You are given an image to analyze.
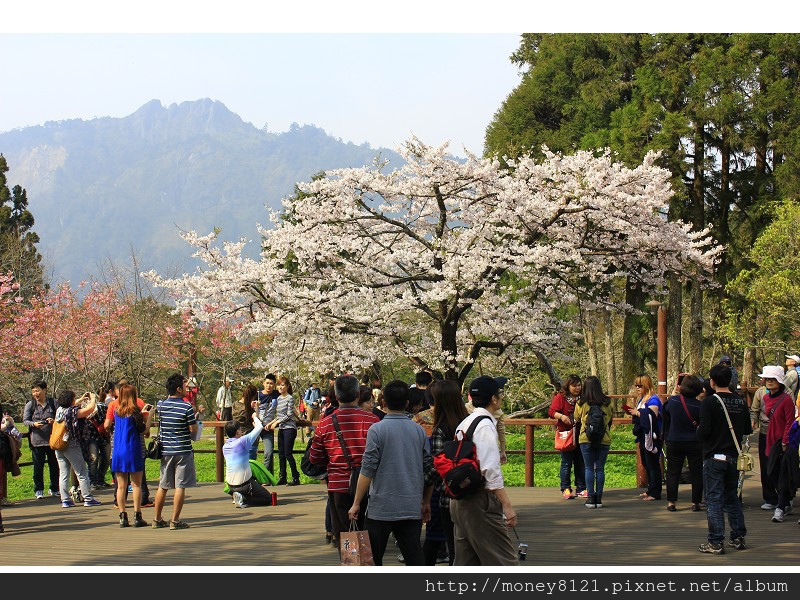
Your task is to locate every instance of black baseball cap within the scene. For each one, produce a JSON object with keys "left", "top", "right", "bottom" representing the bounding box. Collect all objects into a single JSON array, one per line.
[{"left": 469, "top": 376, "right": 507, "bottom": 401}]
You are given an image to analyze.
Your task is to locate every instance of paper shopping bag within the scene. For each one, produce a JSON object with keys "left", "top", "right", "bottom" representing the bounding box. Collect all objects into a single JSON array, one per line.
[{"left": 339, "top": 527, "right": 375, "bottom": 566}]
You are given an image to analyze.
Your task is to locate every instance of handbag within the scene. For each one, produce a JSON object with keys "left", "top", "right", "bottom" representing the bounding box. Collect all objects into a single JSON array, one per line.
[
  {"left": 714, "top": 394, "right": 753, "bottom": 471},
  {"left": 49, "top": 419, "right": 70, "bottom": 451},
  {"left": 300, "top": 437, "right": 328, "bottom": 480},
  {"left": 146, "top": 435, "right": 163, "bottom": 460},
  {"left": 339, "top": 522, "right": 375, "bottom": 566},
  {"left": 554, "top": 426, "right": 576, "bottom": 451}
]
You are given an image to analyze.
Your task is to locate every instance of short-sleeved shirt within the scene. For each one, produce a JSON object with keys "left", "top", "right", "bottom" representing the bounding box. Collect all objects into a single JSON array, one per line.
[{"left": 157, "top": 397, "right": 197, "bottom": 455}]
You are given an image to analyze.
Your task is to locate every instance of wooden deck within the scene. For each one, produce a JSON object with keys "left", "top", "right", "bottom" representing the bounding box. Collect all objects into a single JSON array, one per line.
[{"left": 1, "top": 471, "right": 796, "bottom": 569}]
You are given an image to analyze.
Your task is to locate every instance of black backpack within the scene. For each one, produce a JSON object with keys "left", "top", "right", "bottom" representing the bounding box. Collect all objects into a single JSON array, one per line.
[{"left": 585, "top": 403, "right": 607, "bottom": 447}]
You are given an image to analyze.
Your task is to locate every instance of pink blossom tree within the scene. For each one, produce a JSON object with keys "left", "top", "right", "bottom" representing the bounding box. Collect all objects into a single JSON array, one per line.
[{"left": 147, "top": 138, "right": 722, "bottom": 384}]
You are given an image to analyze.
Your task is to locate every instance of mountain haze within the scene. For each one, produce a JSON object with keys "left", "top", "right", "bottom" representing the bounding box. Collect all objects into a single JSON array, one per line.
[{"left": 0, "top": 99, "right": 403, "bottom": 285}]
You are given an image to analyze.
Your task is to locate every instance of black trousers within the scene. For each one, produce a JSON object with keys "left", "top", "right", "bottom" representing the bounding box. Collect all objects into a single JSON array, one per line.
[{"left": 665, "top": 440, "right": 703, "bottom": 504}]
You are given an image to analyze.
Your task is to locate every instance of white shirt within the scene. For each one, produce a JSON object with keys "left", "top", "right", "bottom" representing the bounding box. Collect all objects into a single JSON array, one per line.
[
  {"left": 455, "top": 407, "right": 503, "bottom": 490},
  {"left": 216, "top": 385, "right": 233, "bottom": 409}
]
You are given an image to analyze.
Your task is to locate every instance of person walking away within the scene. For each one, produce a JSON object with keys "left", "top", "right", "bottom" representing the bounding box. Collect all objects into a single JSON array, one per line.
[
  {"left": 548, "top": 374, "right": 586, "bottom": 500},
  {"left": 696, "top": 363, "right": 751, "bottom": 554},
  {"left": 105, "top": 384, "right": 149, "bottom": 527},
  {"left": 309, "top": 374, "right": 378, "bottom": 548},
  {"left": 216, "top": 377, "right": 234, "bottom": 421},
  {"left": 146, "top": 373, "right": 198, "bottom": 530},
  {"left": 22, "top": 381, "right": 59, "bottom": 499},
  {"left": 348, "top": 379, "right": 433, "bottom": 566},
  {"left": 450, "top": 375, "right": 518, "bottom": 566},
  {"left": 53, "top": 390, "right": 102, "bottom": 508},
  {"left": 663, "top": 375, "right": 704, "bottom": 512},
  {"left": 224, "top": 413, "right": 273, "bottom": 507}
]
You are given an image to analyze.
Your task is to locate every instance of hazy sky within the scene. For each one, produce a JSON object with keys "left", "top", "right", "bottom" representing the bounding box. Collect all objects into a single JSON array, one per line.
[
  {"left": 2, "top": 2, "right": 775, "bottom": 157},
  {"left": 0, "top": 33, "right": 522, "bottom": 157}
]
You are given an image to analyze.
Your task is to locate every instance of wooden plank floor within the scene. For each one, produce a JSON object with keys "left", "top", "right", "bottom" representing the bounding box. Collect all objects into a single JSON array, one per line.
[{"left": 1, "top": 473, "right": 796, "bottom": 568}]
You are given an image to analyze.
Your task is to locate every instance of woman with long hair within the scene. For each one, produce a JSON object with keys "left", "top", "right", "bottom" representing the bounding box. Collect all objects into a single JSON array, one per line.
[
  {"left": 626, "top": 373, "right": 663, "bottom": 501},
  {"left": 548, "top": 374, "right": 586, "bottom": 499},
  {"left": 233, "top": 383, "right": 259, "bottom": 459},
  {"left": 426, "top": 379, "right": 470, "bottom": 565},
  {"left": 573, "top": 376, "right": 613, "bottom": 508},
  {"left": 105, "top": 383, "right": 147, "bottom": 527},
  {"left": 269, "top": 375, "right": 301, "bottom": 486}
]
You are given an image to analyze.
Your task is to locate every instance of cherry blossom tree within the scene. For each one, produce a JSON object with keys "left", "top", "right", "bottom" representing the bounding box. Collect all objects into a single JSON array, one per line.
[{"left": 147, "top": 138, "right": 722, "bottom": 384}]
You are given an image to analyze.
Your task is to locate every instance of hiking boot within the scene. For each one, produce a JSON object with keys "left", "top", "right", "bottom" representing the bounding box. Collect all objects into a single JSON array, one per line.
[
  {"left": 133, "top": 511, "right": 147, "bottom": 527},
  {"left": 119, "top": 512, "right": 130, "bottom": 528},
  {"left": 698, "top": 542, "right": 725, "bottom": 555},
  {"left": 772, "top": 508, "right": 785, "bottom": 523},
  {"left": 169, "top": 520, "right": 190, "bottom": 530},
  {"left": 728, "top": 537, "right": 746, "bottom": 550},
  {"left": 584, "top": 495, "right": 596, "bottom": 509},
  {"left": 761, "top": 502, "right": 776, "bottom": 510},
  {"left": 152, "top": 518, "right": 168, "bottom": 529},
  {"left": 562, "top": 488, "right": 574, "bottom": 500}
]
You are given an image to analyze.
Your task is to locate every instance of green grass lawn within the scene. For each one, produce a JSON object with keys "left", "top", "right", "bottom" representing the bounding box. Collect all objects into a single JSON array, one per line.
[{"left": 3, "top": 425, "right": 639, "bottom": 502}]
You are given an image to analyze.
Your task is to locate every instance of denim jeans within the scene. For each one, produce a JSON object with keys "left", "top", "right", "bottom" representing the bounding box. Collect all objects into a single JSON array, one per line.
[
  {"left": 702, "top": 455, "right": 746, "bottom": 544},
  {"left": 579, "top": 443, "right": 610, "bottom": 497},
  {"left": 559, "top": 447, "right": 586, "bottom": 492},
  {"left": 260, "top": 430, "right": 275, "bottom": 473},
  {"left": 87, "top": 437, "right": 112, "bottom": 485},
  {"left": 639, "top": 439, "right": 663, "bottom": 499},
  {"left": 31, "top": 445, "right": 59, "bottom": 494}
]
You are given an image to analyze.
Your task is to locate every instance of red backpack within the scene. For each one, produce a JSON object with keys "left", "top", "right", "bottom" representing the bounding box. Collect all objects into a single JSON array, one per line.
[{"left": 433, "top": 415, "right": 491, "bottom": 499}]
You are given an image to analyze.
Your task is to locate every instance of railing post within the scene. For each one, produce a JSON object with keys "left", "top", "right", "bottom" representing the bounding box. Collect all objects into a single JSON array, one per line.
[
  {"left": 215, "top": 423, "right": 224, "bottom": 482},
  {"left": 525, "top": 424, "right": 534, "bottom": 487}
]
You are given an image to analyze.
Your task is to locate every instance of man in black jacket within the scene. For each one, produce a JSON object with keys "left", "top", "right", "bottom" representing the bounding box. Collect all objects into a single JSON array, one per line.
[{"left": 696, "top": 364, "right": 752, "bottom": 555}]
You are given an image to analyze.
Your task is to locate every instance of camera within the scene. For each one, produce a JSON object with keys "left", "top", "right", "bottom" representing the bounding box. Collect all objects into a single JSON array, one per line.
[{"left": 517, "top": 543, "right": 528, "bottom": 561}]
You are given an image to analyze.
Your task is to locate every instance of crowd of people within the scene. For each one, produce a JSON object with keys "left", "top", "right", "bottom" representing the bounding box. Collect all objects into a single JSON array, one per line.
[{"left": 1, "top": 357, "right": 799, "bottom": 561}]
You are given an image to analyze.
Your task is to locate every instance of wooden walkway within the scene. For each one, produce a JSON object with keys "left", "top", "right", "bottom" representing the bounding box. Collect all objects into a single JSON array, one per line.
[{"left": 1, "top": 472, "right": 796, "bottom": 568}]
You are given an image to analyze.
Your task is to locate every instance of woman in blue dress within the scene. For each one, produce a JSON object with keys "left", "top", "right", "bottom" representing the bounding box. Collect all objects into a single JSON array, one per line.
[{"left": 104, "top": 383, "right": 147, "bottom": 527}]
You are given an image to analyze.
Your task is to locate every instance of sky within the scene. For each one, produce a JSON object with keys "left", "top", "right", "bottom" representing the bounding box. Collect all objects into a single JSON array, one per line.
[
  {"left": 2, "top": 1, "right": 777, "bottom": 158},
  {"left": 0, "top": 33, "right": 522, "bottom": 157}
]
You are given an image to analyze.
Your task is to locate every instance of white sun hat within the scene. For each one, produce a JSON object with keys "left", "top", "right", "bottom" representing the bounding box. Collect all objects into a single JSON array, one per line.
[{"left": 757, "top": 365, "right": 785, "bottom": 384}]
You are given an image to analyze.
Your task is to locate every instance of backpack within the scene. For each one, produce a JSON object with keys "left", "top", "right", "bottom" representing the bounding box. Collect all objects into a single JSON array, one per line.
[
  {"left": 433, "top": 414, "right": 491, "bottom": 499},
  {"left": 584, "top": 403, "right": 606, "bottom": 447}
]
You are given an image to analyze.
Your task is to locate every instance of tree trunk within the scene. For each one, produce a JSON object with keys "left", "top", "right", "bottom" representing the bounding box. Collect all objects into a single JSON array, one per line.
[
  {"left": 688, "top": 120, "right": 705, "bottom": 374},
  {"left": 604, "top": 309, "right": 616, "bottom": 395},
  {"left": 690, "top": 283, "right": 703, "bottom": 373},
  {"left": 667, "top": 276, "right": 683, "bottom": 375},
  {"left": 742, "top": 346, "right": 756, "bottom": 390},
  {"left": 622, "top": 279, "right": 646, "bottom": 391},
  {"left": 583, "top": 309, "right": 599, "bottom": 377}
]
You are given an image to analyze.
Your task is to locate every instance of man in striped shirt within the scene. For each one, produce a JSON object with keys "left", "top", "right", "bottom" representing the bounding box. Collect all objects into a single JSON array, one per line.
[
  {"left": 146, "top": 373, "right": 198, "bottom": 530},
  {"left": 309, "top": 374, "right": 379, "bottom": 549}
]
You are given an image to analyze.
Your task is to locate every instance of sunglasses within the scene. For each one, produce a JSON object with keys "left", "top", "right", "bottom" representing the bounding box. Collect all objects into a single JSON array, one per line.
[{"left": 634, "top": 384, "right": 643, "bottom": 388}]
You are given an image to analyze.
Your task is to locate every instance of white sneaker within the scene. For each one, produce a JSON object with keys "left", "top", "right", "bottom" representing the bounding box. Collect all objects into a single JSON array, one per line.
[
  {"left": 233, "top": 492, "right": 248, "bottom": 508},
  {"left": 784, "top": 504, "right": 794, "bottom": 516},
  {"left": 761, "top": 502, "right": 776, "bottom": 510},
  {"left": 772, "top": 508, "right": 785, "bottom": 523},
  {"left": 35, "top": 490, "right": 44, "bottom": 500}
]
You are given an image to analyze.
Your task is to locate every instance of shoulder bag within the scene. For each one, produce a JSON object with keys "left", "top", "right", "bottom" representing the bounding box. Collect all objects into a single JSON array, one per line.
[
  {"left": 146, "top": 403, "right": 163, "bottom": 460},
  {"left": 49, "top": 418, "right": 70, "bottom": 451},
  {"left": 714, "top": 394, "right": 753, "bottom": 471},
  {"left": 332, "top": 413, "right": 361, "bottom": 499},
  {"left": 678, "top": 395, "right": 699, "bottom": 429}
]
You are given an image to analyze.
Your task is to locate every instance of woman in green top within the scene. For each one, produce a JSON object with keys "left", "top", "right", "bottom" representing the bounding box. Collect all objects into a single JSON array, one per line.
[{"left": 573, "top": 376, "right": 613, "bottom": 509}]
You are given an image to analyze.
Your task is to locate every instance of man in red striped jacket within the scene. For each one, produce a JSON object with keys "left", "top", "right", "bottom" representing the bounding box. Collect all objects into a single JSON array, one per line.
[{"left": 309, "top": 374, "right": 379, "bottom": 549}]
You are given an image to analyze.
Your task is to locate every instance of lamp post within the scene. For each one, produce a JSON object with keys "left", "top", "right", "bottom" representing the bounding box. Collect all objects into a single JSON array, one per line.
[{"left": 646, "top": 299, "right": 668, "bottom": 396}]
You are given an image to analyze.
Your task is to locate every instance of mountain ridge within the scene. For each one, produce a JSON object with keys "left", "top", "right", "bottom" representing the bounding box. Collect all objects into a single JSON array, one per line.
[{"left": 0, "top": 98, "right": 403, "bottom": 285}]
